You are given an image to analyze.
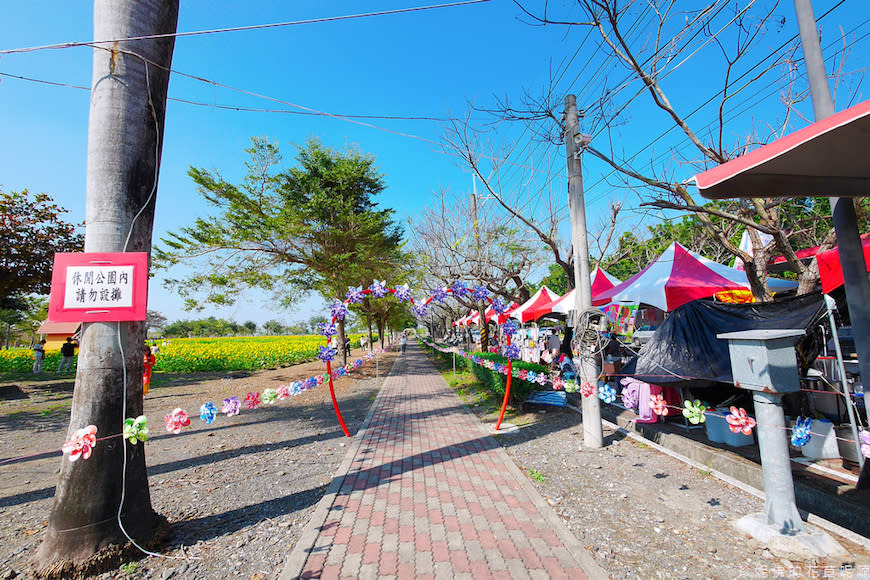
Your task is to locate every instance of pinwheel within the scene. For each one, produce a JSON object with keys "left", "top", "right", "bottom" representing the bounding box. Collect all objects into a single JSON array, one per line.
[
  {"left": 123, "top": 415, "right": 149, "bottom": 443},
  {"left": 649, "top": 394, "right": 669, "bottom": 416},
  {"left": 369, "top": 280, "right": 388, "bottom": 299},
  {"left": 790, "top": 416, "right": 812, "bottom": 447},
  {"left": 726, "top": 406, "right": 756, "bottom": 436},
  {"left": 164, "top": 408, "right": 191, "bottom": 434},
  {"left": 318, "top": 346, "right": 336, "bottom": 363},
  {"left": 199, "top": 403, "right": 218, "bottom": 425},
  {"left": 598, "top": 384, "right": 617, "bottom": 404},
  {"left": 346, "top": 286, "right": 365, "bottom": 304},
  {"left": 393, "top": 284, "right": 412, "bottom": 302},
  {"left": 62, "top": 425, "right": 98, "bottom": 461},
  {"left": 682, "top": 400, "right": 707, "bottom": 425},
  {"left": 262, "top": 388, "right": 278, "bottom": 405},
  {"left": 244, "top": 392, "right": 261, "bottom": 410},
  {"left": 222, "top": 396, "right": 241, "bottom": 417}
]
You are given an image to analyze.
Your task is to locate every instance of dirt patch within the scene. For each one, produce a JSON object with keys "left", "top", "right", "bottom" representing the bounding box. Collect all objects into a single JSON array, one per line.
[{"left": 0, "top": 348, "right": 396, "bottom": 579}]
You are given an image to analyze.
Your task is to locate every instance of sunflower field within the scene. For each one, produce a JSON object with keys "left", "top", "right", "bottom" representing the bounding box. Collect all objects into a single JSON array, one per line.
[{"left": 0, "top": 335, "right": 364, "bottom": 374}]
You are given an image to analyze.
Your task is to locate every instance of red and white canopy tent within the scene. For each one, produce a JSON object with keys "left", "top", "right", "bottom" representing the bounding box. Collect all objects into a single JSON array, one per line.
[
  {"left": 591, "top": 242, "right": 798, "bottom": 313},
  {"left": 508, "top": 285, "right": 559, "bottom": 324},
  {"left": 466, "top": 302, "right": 519, "bottom": 326},
  {"left": 817, "top": 235, "right": 870, "bottom": 294},
  {"left": 521, "top": 267, "right": 622, "bottom": 322}
]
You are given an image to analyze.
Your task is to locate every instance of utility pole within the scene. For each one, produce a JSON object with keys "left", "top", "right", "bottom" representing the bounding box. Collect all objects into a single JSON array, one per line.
[
  {"left": 794, "top": 0, "right": 870, "bottom": 489},
  {"left": 565, "top": 94, "right": 603, "bottom": 449}
]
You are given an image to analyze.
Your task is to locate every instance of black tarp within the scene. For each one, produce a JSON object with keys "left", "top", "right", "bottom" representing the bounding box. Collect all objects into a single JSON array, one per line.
[{"left": 620, "top": 293, "right": 828, "bottom": 389}]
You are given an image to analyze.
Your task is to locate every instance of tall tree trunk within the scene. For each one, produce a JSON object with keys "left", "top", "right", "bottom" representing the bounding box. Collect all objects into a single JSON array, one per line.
[
  {"left": 336, "top": 319, "right": 348, "bottom": 366},
  {"left": 36, "top": 1, "right": 178, "bottom": 576}
]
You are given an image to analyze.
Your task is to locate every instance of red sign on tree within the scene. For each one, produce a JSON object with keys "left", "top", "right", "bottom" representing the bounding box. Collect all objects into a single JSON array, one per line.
[{"left": 47, "top": 253, "right": 148, "bottom": 322}]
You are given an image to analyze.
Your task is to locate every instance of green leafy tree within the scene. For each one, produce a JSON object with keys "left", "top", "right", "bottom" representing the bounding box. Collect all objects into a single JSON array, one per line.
[
  {"left": 263, "top": 319, "right": 289, "bottom": 335},
  {"left": 145, "top": 310, "right": 168, "bottom": 337},
  {"left": 156, "top": 137, "right": 406, "bottom": 362},
  {"left": 0, "top": 189, "right": 83, "bottom": 306}
]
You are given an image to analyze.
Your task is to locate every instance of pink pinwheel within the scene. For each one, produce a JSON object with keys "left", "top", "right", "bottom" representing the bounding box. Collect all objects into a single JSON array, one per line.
[
  {"left": 860, "top": 430, "right": 870, "bottom": 459},
  {"left": 551, "top": 376, "right": 564, "bottom": 390},
  {"left": 62, "top": 425, "right": 98, "bottom": 462},
  {"left": 726, "top": 406, "right": 756, "bottom": 436},
  {"left": 518, "top": 369, "right": 529, "bottom": 381},
  {"left": 277, "top": 385, "right": 291, "bottom": 399},
  {"left": 164, "top": 408, "right": 191, "bottom": 434},
  {"left": 580, "top": 381, "right": 596, "bottom": 398},
  {"left": 244, "top": 392, "right": 261, "bottom": 410},
  {"left": 648, "top": 394, "right": 669, "bottom": 416}
]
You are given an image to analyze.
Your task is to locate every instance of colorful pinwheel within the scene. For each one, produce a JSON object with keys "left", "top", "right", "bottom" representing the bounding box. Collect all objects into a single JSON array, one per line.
[
  {"left": 598, "top": 383, "right": 617, "bottom": 404},
  {"left": 369, "top": 280, "right": 388, "bottom": 298},
  {"left": 62, "top": 425, "right": 98, "bottom": 461},
  {"left": 346, "top": 286, "right": 365, "bottom": 304},
  {"left": 318, "top": 346, "right": 336, "bottom": 363},
  {"left": 329, "top": 301, "right": 347, "bottom": 320},
  {"left": 649, "top": 394, "right": 669, "bottom": 416},
  {"left": 164, "top": 408, "right": 191, "bottom": 434},
  {"left": 123, "top": 415, "right": 149, "bottom": 444},
  {"left": 450, "top": 281, "right": 469, "bottom": 298},
  {"left": 682, "top": 400, "right": 707, "bottom": 425},
  {"left": 262, "top": 388, "right": 278, "bottom": 405},
  {"left": 244, "top": 392, "right": 261, "bottom": 410},
  {"left": 318, "top": 322, "right": 337, "bottom": 338},
  {"left": 431, "top": 286, "right": 448, "bottom": 303},
  {"left": 222, "top": 396, "right": 241, "bottom": 417},
  {"left": 860, "top": 430, "right": 870, "bottom": 459},
  {"left": 199, "top": 402, "right": 218, "bottom": 425},
  {"left": 726, "top": 406, "right": 756, "bottom": 436},
  {"left": 580, "top": 381, "right": 596, "bottom": 398},
  {"left": 790, "top": 416, "right": 812, "bottom": 447},
  {"left": 277, "top": 385, "right": 291, "bottom": 399},
  {"left": 393, "top": 284, "right": 412, "bottom": 302}
]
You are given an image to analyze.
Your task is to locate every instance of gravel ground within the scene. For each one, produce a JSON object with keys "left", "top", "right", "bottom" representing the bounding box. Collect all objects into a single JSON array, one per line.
[
  {"left": 494, "top": 404, "right": 870, "bottom": 579},
  {"left": 0, "top": 349, "right": 395, "bottom": 580},
  {"left": 2, "top": 346, "right": 870, "bottom": 579}
]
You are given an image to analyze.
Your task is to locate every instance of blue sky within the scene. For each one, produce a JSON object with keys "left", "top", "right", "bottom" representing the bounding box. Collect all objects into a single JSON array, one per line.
[{"left": 2, "top": 1, "right": 867, "bottom": 326}]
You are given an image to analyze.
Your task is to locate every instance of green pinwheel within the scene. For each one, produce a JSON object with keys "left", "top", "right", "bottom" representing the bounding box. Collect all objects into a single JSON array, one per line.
[
  {"left": 123, "top": 415, "right": 149, "bottom": 444},
  {"left": 262, "top": 387, "right": 279, "bottom": 405},
  {"left": 682, "top": 400, "right": 707, "bottom": 425}
]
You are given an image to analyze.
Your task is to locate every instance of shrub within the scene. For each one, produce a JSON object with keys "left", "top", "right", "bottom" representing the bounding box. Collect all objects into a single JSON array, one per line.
[{"left": 468, "top": 351, "right": 549, "bottom": 404}]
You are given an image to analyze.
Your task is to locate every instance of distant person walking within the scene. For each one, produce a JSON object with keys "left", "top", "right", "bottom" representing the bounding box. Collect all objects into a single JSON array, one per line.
[
  {"left": 143, "top": 345, "right": 156, "bottom": 395},
  {"left": 400, "top": 332, "right": 408, "bottom": 353},
  {"left": 57, "top": 337, "right": 78, "bottom": 372},
  {"left": 32, "top": 339, "right": 46, "bottom": 373}
]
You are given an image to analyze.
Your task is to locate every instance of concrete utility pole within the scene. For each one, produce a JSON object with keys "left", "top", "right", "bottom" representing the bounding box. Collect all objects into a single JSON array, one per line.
[
  {"left": 565, "top": 94, "right": 603, "bottom": 449},
  {"left": 794, "top": 0, "right": 870, "bottom": 489}
]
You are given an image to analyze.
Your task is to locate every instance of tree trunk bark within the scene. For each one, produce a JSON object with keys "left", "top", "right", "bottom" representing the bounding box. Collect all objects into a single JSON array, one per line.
[
  {"left": 336, "top": 319, "right": 348, "bottom": 366},
  {"left": 35, "top": 1, "right": 178, "bottom": 576}
]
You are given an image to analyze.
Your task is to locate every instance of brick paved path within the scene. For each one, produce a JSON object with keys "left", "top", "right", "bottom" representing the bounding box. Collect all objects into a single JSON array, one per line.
[{"left": 280, "top": 343, "right": 605, "bottom": 580}]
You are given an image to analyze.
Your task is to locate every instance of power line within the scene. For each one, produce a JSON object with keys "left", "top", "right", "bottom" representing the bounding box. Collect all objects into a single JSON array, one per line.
[
  {"left": 0, "top": 0, "right": 494, "bottom": 55},
  {"left": 0, "top": 70, "right": 462, "bottom": 121}
]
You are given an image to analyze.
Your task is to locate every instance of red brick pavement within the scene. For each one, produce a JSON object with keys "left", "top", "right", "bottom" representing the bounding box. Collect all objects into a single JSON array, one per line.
[{"left": 281, "top": 344, "right": 605, "bottom": 580}]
